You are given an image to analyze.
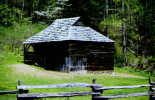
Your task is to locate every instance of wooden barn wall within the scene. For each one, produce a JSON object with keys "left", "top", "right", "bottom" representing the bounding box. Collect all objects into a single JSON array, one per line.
[
  {"left": 68, "top": 41, "right": 114, "bottom": 70},
  {"left": 24, "top": 41, "right": 114, "bottom": 71},
  {"left": 33, "top": 42, "right": 69, "bottom": 70},
  {"left": 24, "top": 42, "right": 69, "bottom": 70}
]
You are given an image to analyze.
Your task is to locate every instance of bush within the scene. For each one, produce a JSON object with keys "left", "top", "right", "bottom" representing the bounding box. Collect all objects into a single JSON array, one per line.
[{"left": 0, "top": 4, "right": 22, "bottom": 26}]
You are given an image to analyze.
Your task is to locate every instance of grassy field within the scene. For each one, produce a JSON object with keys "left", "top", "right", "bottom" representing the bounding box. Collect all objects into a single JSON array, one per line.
[
  {"left": 0, "top": 51, "right": 152, "bottom": 100},
  {"left": 0, "top": 23, "right": 153, "bottom": 100}
]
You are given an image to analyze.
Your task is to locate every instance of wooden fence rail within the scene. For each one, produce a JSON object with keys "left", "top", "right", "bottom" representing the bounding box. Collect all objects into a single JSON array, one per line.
[
  {"left": 93, "top": 92, "right": 151, "bottom": 99},
  {"left": 92, "top": 78, "right": 155, "bottom": 100},
  {"left": 17, "top": 83, "right": 102, "bottom": 90},
  {"left": 0, "top": 78, "right": 155, "bottom": 100},
  {"left": 18, "top": 92, "right": 100, "bottom": 98},
  {"left": 0, "top": 90, "right": 17, "bottom": 95},
  {"left": 95, "top": 84, "right": 151, "bottom": 90}
]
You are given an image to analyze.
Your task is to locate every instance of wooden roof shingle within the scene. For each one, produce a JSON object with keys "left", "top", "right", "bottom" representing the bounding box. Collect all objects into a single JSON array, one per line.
[{"left": 23, "top": 17, "right": 114, "bottom": 44}]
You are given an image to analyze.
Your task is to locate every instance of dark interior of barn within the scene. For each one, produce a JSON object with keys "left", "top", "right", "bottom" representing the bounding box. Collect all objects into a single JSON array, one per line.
[{"left": 24, "top": 40, "right": 114, "bottom": 71}]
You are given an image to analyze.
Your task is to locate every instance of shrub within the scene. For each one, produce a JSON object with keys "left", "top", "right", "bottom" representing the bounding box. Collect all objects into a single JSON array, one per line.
[{"left": 0, "top": 4, "right": 22, "bottom": 26}]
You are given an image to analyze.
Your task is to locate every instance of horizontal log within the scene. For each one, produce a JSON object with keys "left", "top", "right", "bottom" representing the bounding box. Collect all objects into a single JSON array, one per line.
[
  {"left": 17, "top": 83, "right": 102, "bottom": 90},
  {"left": 152, "top": 88, "right": 155, "bottom": 91},
  {"left": 0, "top": 90, "right": 17, "bottom": 95},
  {"left": 151, "top": 83, "right": 155, "bottom": 85},
  {"left": 96, "top": 84, "right": 151, "bottom": 90},
  {"left": 93, "top": 92, "right": 150, "bottom": 99},
  {"left": 152, "top": 96, "right": 155, "bottom": 99},
  {"left": 18, "top": 92, "right": 100, "bottom": 98}
]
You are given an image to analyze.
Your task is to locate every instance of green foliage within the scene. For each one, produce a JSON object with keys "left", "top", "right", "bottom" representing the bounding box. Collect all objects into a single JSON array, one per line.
[
  {"left": 98, "top": 0, "right": 151, "bottom": 68},
  {"left": 114, "top": 43, "right": 124, "bottom": 66},
  {"left": 99, "top": 14, "right": 123, "bottom": 28},
  {"left": 0, "top": 21, "right": 47, "bottom": 54},
  {"left": 148, "top": 58, "right": 155, "bottom": 63},
  {"left": 0, "top": 4, "right": 22, "bottom": 26}
]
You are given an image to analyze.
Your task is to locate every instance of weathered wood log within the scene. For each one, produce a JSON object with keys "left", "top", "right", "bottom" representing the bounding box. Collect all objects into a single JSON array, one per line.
[
  {"left": 96, "top": 84, "right": 151, "bottom": 90},
  {"left": 91, "top": 79, "right": 102, "bottom": 100},
  {"left": 17, "top": 83, "right": 102, "bottom": 90},
  {"left": 0, "top": 90, "right": 17, "bottom": 95},
  {"left": 93, "top": 92, "right": 150, "bottom": 99},
  {"left": 17, "top": 92, "right": 101, "bottom": 98},
  {"left": 18, "top": 89, "right": 29, "bottom": 94},
  {"left": 150, "top": 96, "right": 155, "bottom": 100},
  {"left": 152, "top": 88, "right": 155, "bottom": 91},
  {"left": 150, "top": 83, "right": 155, "bottom": 85}
]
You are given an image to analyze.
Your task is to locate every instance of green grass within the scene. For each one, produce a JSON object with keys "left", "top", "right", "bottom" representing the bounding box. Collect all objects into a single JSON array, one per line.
[
  {"left": 115, "top": 67, "right": 150, "bottom": 78},
  {"left": 0, "top": 51, "right": 151, "bottom": 100}
]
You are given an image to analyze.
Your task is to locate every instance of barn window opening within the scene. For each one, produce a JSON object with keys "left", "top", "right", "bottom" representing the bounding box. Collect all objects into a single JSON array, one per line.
[{"left": 27, "top": 46, "right": 34, "bottom": 52}]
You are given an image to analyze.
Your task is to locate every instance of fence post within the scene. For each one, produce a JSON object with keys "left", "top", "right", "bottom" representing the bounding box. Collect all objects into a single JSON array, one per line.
[
  {"left": 17, "top": 80, "right": 29, "bottom": 100},
  {"left": 16, "top": 80, "right": 21, "bottom": 100},
  {"left": 92, "top": 78, "right": 96, "bottom": 100},
  {"left": 149, "top": 77, "right": 155, "bottom": 100},
  {"left": 17, "top": 80, "right": 29, "bottom": 94},
  {"left": 91, "top": 79, "right": 106, "bottom": 100}
]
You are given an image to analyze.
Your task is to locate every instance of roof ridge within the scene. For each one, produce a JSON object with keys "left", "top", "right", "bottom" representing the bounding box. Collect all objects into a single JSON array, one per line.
[
  {"left": 56, "top": 16, "right": 80, "bottom": 20},
  {"left": 52, "top": 17, "right": 80, "bottom": 26}
]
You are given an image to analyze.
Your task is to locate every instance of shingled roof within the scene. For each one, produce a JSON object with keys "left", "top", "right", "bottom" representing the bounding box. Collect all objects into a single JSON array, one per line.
[{"left": 23, "top": 17, "right": 114, "bottom": 44}]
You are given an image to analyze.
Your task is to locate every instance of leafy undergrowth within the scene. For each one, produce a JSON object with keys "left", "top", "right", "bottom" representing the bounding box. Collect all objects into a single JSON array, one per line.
[{"left": 0, "top": 52, "right": 151, "bottom": 100}]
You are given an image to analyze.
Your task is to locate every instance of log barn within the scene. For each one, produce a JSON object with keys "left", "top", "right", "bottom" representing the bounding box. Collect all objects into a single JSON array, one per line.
[{"left": 23, "top": 17, "right": 114, "bottom": 72}]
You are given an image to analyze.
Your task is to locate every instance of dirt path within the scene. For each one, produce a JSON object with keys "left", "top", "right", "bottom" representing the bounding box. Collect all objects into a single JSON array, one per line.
[
  {"left": 10, "top": 64, "right": 68, "bottom": 78},
  {"left": 10, "top": 64, "right": 145, "bottom": 79}
]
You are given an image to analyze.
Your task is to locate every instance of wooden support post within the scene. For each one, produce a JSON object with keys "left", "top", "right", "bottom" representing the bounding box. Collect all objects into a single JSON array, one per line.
[
  {"left": 17, "top": 80, "right": 29, "bottom": 94},
  {"left": 23, "top": 44, "right": 26, "bottom": 63},
  {"left": 17, "top": 80, "right": 30, "bottom": 100},
  {"left": 92, "top": 78, "right": 96, "bottom": 100},
  {"left": 91, "top": 79, "right": 103, "bottom": 100},
  {"left": 92, "top": 79, "right": 96, "bottom": 84},
  {"left": 18, "top": 80, "right": 22, "bottom": 86},
  {"left": 18, "top": 80, "right": 28, "bottom": 93},
  {"left": 17, "top": 80, "right": 21, "bottom": 100},
  {"left": 150, "top": 96, "right": 155, "bottom": 100},
  {"left": 18, "top": 89, "right": 29, "bottom": 94},
  {"left": 149, "top": 77, "right": 154, "bottom": 100}
]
